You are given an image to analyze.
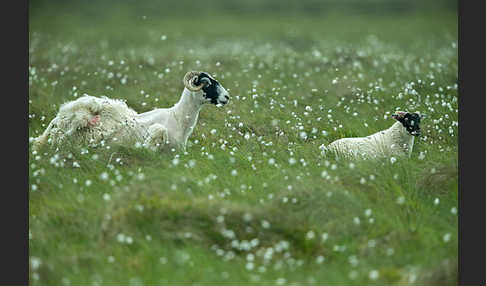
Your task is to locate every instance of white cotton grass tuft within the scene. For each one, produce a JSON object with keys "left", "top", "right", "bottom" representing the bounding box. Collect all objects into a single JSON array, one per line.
[
  {"left": 321, "top": 232, "right": 329, "bottom": 242},
  {"left": 369, "top": 270, "right": 379, "bottom": 280},
  {"left": 443, "top": 233, "right": 452, "bottom": 242},
  {"left": 261, "top": 220, "right": 271, "bottom": 229},
  {"left": 188, "top": 160, "right": 196, "bottom": 168},
  {"left": 100, "top": 172, "right": 109, "bottom": 180},
  {"left": 306, "top": 230, "right": 316, "bottom": 240},
  {"left": 364, "top": 209, "right": 372, "bottom": 217},
  {"left": 396, "top": 196, "right": 405, "bottom": 204}
]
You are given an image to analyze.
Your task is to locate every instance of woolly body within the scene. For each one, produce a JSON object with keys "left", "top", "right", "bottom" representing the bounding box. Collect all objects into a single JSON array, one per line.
[
  {"left": 323, "top": 121, "right": 415, "bottom": 160},
  {"left": 34, "top": 95, "right": 145, "bottom": 149}
]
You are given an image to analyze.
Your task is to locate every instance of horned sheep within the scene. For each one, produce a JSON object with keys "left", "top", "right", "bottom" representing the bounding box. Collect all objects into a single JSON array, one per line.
[{"left": 32, "top": 71, "right": 230, "bottom": 152}]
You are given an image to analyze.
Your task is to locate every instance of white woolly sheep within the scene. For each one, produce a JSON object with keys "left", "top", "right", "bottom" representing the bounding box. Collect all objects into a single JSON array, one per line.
[
  {"left": 320, "top": 111, "right": 422, "bottom": 160},
  {"left": 32, "top": 71, "right": 230, "bottom": 152}
]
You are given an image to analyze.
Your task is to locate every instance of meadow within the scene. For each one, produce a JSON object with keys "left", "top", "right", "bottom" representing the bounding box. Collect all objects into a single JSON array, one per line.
[{"left": 29, "top": 3, "right": 458, "bottom": 285}]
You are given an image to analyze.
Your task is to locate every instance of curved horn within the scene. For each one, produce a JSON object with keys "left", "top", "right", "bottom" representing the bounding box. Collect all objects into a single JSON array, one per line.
[{"left": 183, "top": 71, "right": 203, "bottom": 91}]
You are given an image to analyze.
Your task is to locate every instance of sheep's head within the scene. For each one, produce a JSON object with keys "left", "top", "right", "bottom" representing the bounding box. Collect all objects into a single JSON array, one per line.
[
  {"left": 183, "top": 71, "right": 230, "bottom": 106},
  {"left": 393, "top": 111, "right": 422, "bottom": 136}
]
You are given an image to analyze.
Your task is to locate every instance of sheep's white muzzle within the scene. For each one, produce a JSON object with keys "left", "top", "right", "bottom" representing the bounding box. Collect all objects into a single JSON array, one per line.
[
  {"left": 219, "top": 94, "right": 230, "bottom": 106},
  {"left": 216, "top": 86, "right": 230, "bottom": 106}
]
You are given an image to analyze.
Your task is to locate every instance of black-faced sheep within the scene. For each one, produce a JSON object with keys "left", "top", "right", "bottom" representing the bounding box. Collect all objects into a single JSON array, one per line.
[
  {"left": 320, "top": 111, "right": 422, "bottom": 160},
  {"left": 32, "top": 71, "right": 230, "bottom": 152}
]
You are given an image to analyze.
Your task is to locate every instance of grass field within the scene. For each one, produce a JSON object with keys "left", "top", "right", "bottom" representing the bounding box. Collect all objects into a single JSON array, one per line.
[{"left": 29, "top": 2, "right": 458, "bottom": 285}]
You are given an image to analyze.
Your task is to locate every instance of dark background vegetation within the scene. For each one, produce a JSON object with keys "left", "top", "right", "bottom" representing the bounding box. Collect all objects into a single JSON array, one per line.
[{"left": 30, "top": 0, "right": 456, "bottom": 17}]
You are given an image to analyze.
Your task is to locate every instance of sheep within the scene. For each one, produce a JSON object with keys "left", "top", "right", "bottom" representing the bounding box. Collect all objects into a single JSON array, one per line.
[
  {"left": 32, "top": 71, "right": 230, "bottom": 152},
  {"left": 319, "top": 111, "right": 422, "bottom": 160}
]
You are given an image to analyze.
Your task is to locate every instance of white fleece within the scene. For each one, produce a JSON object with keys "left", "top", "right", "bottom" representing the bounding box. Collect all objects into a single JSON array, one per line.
[
  {"left": 321, "top": 121, "right": 415, "bottom": 160},
  {"left": 32, "top": 87, "right": 220, "bottom": 152}
]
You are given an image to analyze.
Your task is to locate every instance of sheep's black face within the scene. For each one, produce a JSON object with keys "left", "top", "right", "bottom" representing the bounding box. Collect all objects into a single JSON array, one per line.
[
  {"left": 194, "top": 72, "right": 230, "bottom": 106},
  {"left": 393, "top": 111, "right": 422, "bottom": 136}
]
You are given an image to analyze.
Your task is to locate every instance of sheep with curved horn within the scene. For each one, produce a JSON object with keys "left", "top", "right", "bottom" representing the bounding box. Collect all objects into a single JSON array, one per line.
[{"left": 32, "top": 71, "right": 230, "bottom": 152}]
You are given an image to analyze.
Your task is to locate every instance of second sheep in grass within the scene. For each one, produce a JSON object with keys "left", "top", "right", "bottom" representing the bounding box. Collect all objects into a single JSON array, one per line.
[{"left": 320, "top": 111, "right": 422, "bottom": 160}]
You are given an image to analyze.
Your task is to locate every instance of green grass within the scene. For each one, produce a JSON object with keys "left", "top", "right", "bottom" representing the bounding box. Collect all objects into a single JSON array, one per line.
[{"left": 29, "top": 5, "right": 458, "bottom": 286}]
